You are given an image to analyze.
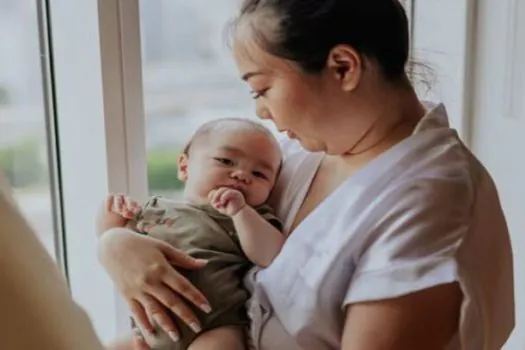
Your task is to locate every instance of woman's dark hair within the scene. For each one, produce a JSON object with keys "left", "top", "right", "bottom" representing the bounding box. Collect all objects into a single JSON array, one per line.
[{"left": 232, "top": 0, "right": 411, "bottom": 82}]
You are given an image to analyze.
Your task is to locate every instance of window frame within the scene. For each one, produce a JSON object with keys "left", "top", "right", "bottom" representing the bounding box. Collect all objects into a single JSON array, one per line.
[
  {"left": 38, "top": 0, "right": 68, "bottom": 276},
  {"left": 48, "top": 0, "right": 147, "bottom": 341},
  {"left": 411, "top": 0, "right": 477, "bottom": 144}
]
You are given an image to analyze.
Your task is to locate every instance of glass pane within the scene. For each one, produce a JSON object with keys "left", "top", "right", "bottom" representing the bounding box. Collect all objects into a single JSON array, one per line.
[
  {"left": 140, "top": 0, "right": 277, "bottom": 197},
  {"left": 0, "top": 1, "right": 58, "bottom": 257}
]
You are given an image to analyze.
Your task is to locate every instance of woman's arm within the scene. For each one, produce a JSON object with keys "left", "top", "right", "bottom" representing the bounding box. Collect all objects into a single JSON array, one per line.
[
  {"left": 341, "top": 283, "right": 462, "bottom": 350},
  {"left": 0, "top": 177, "right": 105, "bottom": 349}
]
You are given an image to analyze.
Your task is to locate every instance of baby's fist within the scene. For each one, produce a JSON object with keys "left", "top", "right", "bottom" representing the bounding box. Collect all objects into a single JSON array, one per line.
[{"left": 208, "top": 187, "right": 246, "bottom": 216}]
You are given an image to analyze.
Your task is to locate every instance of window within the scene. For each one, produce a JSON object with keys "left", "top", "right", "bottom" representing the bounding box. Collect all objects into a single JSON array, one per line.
[
  {"left": 0, "top": 1, "right": 520, "bottom": 348},
  {"left": 139, "top": 0, "right": 276, "bottom": 197},
  {"left": 0, "top": 0, "right": 63, "bottom": 262},
  {"left": 138, "top": 0, "right": 415, "bottom": 198}
]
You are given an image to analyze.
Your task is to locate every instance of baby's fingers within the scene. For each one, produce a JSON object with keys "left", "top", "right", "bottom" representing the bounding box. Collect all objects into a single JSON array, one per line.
[{"left": 123, "top": 196, "right": 141, "bottom": 218}]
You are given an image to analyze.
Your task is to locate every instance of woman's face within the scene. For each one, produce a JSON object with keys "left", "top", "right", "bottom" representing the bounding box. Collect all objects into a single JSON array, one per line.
[
  {"left": 232, "top": 35, "right": 372, "bottom": 154},
  {"left": 233, "top": 39, "right": 344, "bottom": 153}
]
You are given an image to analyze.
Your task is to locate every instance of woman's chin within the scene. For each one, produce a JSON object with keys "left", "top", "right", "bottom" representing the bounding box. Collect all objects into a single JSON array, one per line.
[{"left": 297, "top": 139, "right": 325, "bottom": 153}]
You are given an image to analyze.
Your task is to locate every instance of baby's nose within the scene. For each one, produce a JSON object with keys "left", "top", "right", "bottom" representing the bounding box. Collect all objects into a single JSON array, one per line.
[{"left": 231, "top": 170, "right": 251, "bottom": 183}]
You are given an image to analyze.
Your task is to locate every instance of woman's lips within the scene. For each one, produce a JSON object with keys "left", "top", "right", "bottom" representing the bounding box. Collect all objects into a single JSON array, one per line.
[{"left": 279, "top": 129, "right": 298, "bottom": 140}]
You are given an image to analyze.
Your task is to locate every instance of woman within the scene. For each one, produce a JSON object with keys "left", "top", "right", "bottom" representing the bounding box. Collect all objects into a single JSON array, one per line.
[{"left": 99, "top": 0, "right": 515, "bottom": 349}]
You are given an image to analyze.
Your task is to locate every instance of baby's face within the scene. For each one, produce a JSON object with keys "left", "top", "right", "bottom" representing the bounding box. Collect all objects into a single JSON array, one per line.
[{"left": 179, "top": 127, "right": 281, "bottom": 207}]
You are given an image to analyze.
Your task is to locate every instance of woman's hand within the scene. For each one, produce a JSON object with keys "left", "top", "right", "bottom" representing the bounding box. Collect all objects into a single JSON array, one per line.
[{"left": 98, "top": 228, "right": 212, "bottom": 341}]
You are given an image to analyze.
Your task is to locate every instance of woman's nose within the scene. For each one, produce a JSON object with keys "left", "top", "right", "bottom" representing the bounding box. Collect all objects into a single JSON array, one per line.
[{"left": 256, "top": 105, "right": 272, "bottom": 120}]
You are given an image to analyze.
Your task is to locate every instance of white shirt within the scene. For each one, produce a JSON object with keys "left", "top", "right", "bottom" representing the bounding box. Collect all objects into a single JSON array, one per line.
[
  {"left": 248, "top": 102, "right": 515, "bottom": 350},
  {"left": 0, "top": 173, "right": 104, "bottom": 349}
]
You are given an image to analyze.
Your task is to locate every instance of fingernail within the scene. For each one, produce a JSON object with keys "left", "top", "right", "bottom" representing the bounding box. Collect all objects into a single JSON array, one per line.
[
  {"left": 195, "top": 259, "right": 208, "bottom": 265},
  {"left": 200, "top": 304, "right": 212, "bottom": 313},
  {"left": 132, "top": 328, "right": 143, "bottom": 338},
  {"left": 169, "top": 331, "right": 180, "bottom": 342},
  {"left": 189, "top": 322, "right": 202, "bottom": 333}
]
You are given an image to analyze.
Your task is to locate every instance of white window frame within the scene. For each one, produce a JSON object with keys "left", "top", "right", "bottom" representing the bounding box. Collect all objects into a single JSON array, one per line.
[
  {"left": 411, "top": 0, "right": 477, "bottom": 144},
  {"left": 48, "top": 0, "right": 147, "bottom": 341}
]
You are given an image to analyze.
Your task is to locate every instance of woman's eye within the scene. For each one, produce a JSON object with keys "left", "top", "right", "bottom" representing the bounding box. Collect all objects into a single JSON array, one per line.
[
  {"left": 253, "top": 171, "right": 268, "bottom": 180},
  {"left": 251, "top": 88, "right": 269, "bottom": 100},
  {"left": 214, "top": 158, "right": 234, "bottom": 166}
]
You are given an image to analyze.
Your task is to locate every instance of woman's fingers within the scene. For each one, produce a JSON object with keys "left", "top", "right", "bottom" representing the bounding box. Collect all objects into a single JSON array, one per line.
[
  {"left": 129, "top": 299, "right": 155, "bottom": 336},
  {"left": 162, "top": 265, "right": 211, "bottom": 313},
  {"left": 157, "top": 242, "right": 210, "bottom": 311},
  {"left": 148, "top": 284, "right": 203, "bottom": 334},
  {"left": 137, "top": 293, "right": 183, "bottom": 342},
  {"left": 131, "top": 328, "right": 150, "bottom": 350},
  {"left": 160, "top": 240, "right": 208, "bottom": 270}
]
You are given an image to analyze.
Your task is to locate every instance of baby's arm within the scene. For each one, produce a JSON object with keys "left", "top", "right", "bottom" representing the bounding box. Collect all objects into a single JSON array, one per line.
[
  {"left": 232, "top": 206, "right": 285, "bottom": 267},
  {"left": 209, "top": 187, "right": 284, "bottom": 267}
]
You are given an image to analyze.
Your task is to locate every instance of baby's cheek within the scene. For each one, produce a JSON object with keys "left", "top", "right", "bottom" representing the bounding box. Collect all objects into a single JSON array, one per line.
[
  {"left": 194, "top": 179, "right": 216, "bottom": 198},
  {"left": 249, "top": 185, "right": 271, "bottom": 206}
]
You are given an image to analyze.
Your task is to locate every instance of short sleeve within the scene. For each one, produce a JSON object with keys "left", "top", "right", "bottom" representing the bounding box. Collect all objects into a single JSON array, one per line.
[{"left": 344, "top": 177, "right": 473, "bottom": 306}]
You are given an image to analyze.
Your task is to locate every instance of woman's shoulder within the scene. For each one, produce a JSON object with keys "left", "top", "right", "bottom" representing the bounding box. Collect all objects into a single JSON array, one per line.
[{"left": 269, "top": 137, "right": 323, "bottom": 217}]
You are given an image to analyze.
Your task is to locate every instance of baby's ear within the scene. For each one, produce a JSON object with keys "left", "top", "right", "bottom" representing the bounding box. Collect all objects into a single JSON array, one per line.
[{"left": 178, "top": 154, "right": 189, "bottom": 182}]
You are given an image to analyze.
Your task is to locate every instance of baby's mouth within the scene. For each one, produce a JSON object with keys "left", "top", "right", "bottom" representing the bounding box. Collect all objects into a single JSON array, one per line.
[{"left": 225, "top": 184, "right": 246, "bottom": 195}]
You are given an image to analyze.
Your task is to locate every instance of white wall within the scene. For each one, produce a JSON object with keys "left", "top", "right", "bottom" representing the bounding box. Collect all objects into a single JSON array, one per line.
[
  {"left": 412, "top": 0, "right": 472, "bottom": 139},
  {"left": 413, "top": 0, "right": 523, "bottom": 348},
  {"left": 469, "top": 0, "right": 525, "bottom": 349}
]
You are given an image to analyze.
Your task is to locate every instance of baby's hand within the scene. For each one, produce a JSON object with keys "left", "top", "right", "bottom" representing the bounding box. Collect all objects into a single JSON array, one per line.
[
  {"left": 208, "top": 187, "right": 246, "bottom": 216},
  {"left": 97, "top": 194, "right": 142, "bottom": 234},
  {"left": 108, "top": 194, "right": 142, "bottom": 219}
]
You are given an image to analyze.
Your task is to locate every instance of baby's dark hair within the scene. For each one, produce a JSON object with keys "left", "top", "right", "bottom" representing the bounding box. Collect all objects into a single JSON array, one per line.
[
  {"left": 230, "top": 0, "right": 411, "bottom": 83},
  {"left": 183, "top": 117, "right": 276, "bottom": 156}
]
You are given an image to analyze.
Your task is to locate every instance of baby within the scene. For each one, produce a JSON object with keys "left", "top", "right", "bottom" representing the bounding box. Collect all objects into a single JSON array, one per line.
[{"left": 98, "top": 118, "right": 284, "bottom": 350}]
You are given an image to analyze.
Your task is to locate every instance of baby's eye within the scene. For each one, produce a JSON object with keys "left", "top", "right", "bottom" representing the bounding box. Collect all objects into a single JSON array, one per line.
[
  {"left": 253, "top": 171, "right": 268, "bottom": 180},
  {"left": 214, "top": 157, "right": 234, "bottom": 166}
]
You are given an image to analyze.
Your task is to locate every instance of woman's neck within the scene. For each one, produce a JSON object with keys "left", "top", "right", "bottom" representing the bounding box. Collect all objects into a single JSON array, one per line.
[{"left": 336, "top": 87, "right": 426, "bottom": 168}]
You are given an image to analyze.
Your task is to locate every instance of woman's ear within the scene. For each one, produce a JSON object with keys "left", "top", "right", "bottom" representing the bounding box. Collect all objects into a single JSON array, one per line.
[
  {"left": 326, "top": 44, "right": 362, "bottom": 92},
  {"left": 178, "top": 154, "right": 189, "bottom": 182}
]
